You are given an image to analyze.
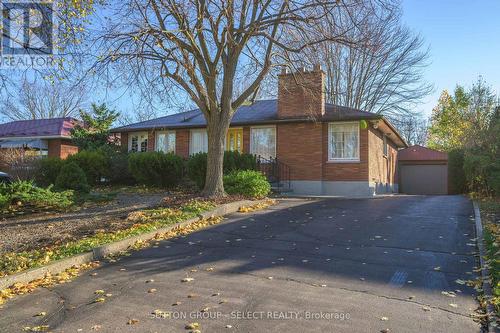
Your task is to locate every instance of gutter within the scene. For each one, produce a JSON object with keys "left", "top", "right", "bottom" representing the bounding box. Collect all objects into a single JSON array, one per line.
[
  {"left": 110, "top": 115, "right": 383, "bottom": 134},
  {"left": 0, "top": 135, "right": 71, "bottom": 140}
]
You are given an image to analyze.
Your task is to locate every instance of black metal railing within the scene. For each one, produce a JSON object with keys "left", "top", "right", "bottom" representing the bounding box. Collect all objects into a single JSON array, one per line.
[{"left": 256, "top": 156, "right": 291, "bottom": 192}]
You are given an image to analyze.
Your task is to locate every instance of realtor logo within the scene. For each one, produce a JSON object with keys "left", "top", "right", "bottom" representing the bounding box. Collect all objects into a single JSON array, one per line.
[{"left": 2, "top": 1, "right": 54, "bottom": 55}]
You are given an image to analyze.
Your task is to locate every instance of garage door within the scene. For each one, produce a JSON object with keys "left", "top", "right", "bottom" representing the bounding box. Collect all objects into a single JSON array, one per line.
[{"left": 400, "top": 164, "right": 448, "bottom": 195}]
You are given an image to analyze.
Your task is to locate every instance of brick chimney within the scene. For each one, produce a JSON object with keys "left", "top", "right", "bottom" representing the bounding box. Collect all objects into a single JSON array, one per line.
[{"left": 277, "top": 65, "right": 325, "bottom": 119}]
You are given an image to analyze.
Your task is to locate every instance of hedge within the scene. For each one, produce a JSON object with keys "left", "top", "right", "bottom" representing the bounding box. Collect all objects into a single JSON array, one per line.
[
  {"left": 67, "top": 150, "right": 109, "bottom": 185},
  {"left": 128, "top": 151, "right": 184, "bottom": 188},
  {"left": 55, "top": 162, "right": 90, "bottom": 193}
]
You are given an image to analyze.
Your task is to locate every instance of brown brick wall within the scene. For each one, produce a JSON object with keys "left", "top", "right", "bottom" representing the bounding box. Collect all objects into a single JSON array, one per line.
[
  {"left": 278, "top": 69, "right": 325, "bottom": 120},
  {"left": 277, "top": 123, "right": 323, "bottom": 180},
  {"left": 368, "top": 127, "right": 398, "bottom": 186},
  {"left": 147, "top": 130, "right": 155, "bottom": 151},
  {"left": 322, "top": 123, "right": 369, "bottom": 181},
  {"left": 120, "top": 132, "right": 128, "bottom": 150},
  {"left": 48, "top": 139, "right": 78, "bottom": 159},
  {"left": 176, "top": 129, "right": 190, "bottom": 158}
]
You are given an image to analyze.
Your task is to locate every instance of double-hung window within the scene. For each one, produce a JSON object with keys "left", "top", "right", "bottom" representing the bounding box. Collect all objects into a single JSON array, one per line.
[
  {"left": 128, "top": 132, "right": 148, "bottom": 152},
  {"left": 328, "top": 122, "right": 359, "bottom": 162},
  {"left": 250, "top": 126, "right": 276, "bottom": 159},
  {"left": 190, "top": 129, "right": 208, "bottom": 155},
  {"left": 156, "top": 131, "right": 176, "bottom": 153}
]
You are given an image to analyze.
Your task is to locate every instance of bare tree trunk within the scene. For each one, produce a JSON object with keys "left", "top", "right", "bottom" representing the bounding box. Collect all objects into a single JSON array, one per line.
[{"left": 202, "top": 112, "right": 231, "bottom": 198}]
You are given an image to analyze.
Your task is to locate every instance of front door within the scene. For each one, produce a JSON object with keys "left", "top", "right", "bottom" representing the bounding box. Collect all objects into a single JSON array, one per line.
[{"left": 226, "top": 128, "right": 243, "bottom": 153}]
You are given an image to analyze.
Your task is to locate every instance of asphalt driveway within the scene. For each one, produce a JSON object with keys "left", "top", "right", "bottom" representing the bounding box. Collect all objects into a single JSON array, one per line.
[{"left": 0, "top": 196, "right": 481, "bottom": 332}]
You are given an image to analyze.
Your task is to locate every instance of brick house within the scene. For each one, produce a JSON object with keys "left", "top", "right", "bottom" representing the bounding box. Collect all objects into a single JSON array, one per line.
[
  {"left": 112, "top": 67, "right": 407, "bottom": 196},
  {"left": 0, "top": 118, "right": 79, "bottom": 159}
]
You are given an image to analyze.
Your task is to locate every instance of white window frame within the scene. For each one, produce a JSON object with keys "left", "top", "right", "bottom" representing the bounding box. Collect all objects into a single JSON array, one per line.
[
  {"left": 250, "top": 125, "right": 276, "bottom": 160},
  {"left": 328, "top": 121, "right": 360, "bottom": 163},
  {"left": 128, "top": 131, "right": 149, "bottom": 152},
  {"left": 189, "top": 129, "right": 208, "bottom": 155},
  {"left": 156, "top": 130, "right": 176, "bottom": 154}
]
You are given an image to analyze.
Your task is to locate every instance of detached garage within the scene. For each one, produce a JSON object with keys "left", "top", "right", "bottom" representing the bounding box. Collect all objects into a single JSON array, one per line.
[{"left": 398, "top": 145, "right": 448, "bottom": 195}]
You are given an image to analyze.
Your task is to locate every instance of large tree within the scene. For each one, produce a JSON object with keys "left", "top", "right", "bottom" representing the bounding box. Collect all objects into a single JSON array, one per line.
[
  {"left": 389, "top": 113, "right": 428, "bottom": 146},
  {"left": 1, "top": 79, "right": 87, "bottom": 121},
  {"left": 87, "top": 0, "right": 397, "bottom": 197},
  {"left": 428, "top": 78, "right": 497, "bottom": 151},
  {"left": 299, "top": 5, "right": 432, "bottom": 117}
]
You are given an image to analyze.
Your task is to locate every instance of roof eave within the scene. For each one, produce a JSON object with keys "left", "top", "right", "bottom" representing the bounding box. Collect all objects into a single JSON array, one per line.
[{"left": 110, "top": 115, "right": 384, "bottom": 133}]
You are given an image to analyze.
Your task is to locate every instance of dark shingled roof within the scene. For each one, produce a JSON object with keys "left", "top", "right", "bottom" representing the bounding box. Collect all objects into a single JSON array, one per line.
[
  {"left": 112, "top": 99, "right": 381, "bottom": 132},
  {"left": 0, "top": 118, "right": 78, "bottom": 138}
]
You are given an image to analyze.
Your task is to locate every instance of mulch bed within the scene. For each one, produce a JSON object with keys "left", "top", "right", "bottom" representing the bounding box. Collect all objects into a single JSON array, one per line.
[{"left": 0, "top": 190, "right": 244, "bottom": 255}]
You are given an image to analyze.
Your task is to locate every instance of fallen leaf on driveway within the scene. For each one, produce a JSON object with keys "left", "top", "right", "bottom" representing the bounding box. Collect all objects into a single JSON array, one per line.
[
  {"left": 127, "top": 319, "right": 139, "bottom": 325},
  {"left": 441, "top": 291, "right": 456, "bottom": 298},
  {"left": 449, "top": 303, "right": 458, "bottom": 308},
  {"left": 422, "top": 306, "right": 431, "bottom": 311},
  {"left": 152, "top": 309, "right": 169, "bottom": 318},
  {"left": 91, "top": 325, "right": 102, "bottom": 330},
  {"left": 94, "top": 290, "right": 105, "bottom": 295},
  {"left": 200, "top": 307, "right": 210, "bottom": 312},
  {"left": 381, "top": 329, "right": 390, "bottom": 333},
  {"left": 34, "top": 312, "right": 46, "bottom": 317},
  {"left": 172, "top": 301, "right": 181, "bottom": 306},
  {"left": 23, "top": 326, "right": 50, "bottom": 332},
  {"left": 93, "top": 297, "right": 105, "bottom": 303},
  {"left": 148, "top": 288, "right": 157, "bottom": 293},
  {"left": 181, "top": 277, "right": 194, "bottom": 283},
  {"left": 185, "top": 322, "right": 200, "bottom": 329},
  {"left": 380, "top": 316, "right": 389, "bottom": 321}
]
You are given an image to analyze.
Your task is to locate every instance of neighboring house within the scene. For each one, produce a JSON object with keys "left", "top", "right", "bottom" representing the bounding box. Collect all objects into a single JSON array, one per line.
[
  {"left": 398, "top": 145, "right": 449, "bottom": 195},
  {"left": 0, "top": 118, "right": 79, "bottom": 159},
  {"left": 112, "top": 67, "right": 407, "bottom": 196}
]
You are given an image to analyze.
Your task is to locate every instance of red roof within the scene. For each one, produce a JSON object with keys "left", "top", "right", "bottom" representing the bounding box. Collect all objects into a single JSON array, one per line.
[
  {"left": 0, "top": 118, "right": 78, "bottom": 138},
  {"left": 398, "top": 145, "right": 448, "bottom": 161}
]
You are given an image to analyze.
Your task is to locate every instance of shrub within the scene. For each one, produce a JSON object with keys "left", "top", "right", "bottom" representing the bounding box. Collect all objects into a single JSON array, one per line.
[
  {"left": 224, "top": 151, "right": 257, "bottom": 173},
  {"left": 98, "top": 146, "right": 135, "bottom": 185},
  {"left": 0, "top": 180, "right": 74, "bottom": 210},
  {"left": 488, "top": 170, "right": 500, "bottom": 197},
  {"left": 224, "top": 170, "right": 270, "bottom": 199},
  {"left": 55, "top": 162, "right": 90, "bottom": 193},
  {"left": 67, "top": 150, "right": 109, "bottom": 185},
  {"left": 35, "top": 157, "right": 65, "bottom": 187},
  {"left": 128, "top": 152, "right": 184, "bottom": 188},
  {"left": 187, "top": 151, "right": 257, "bottom": 189},
  {"left": 448, "top": 149, "right": 466, "bottom": 194},
  {"left": 186, "top": 152, "right": 208, "bottom": 189}
]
